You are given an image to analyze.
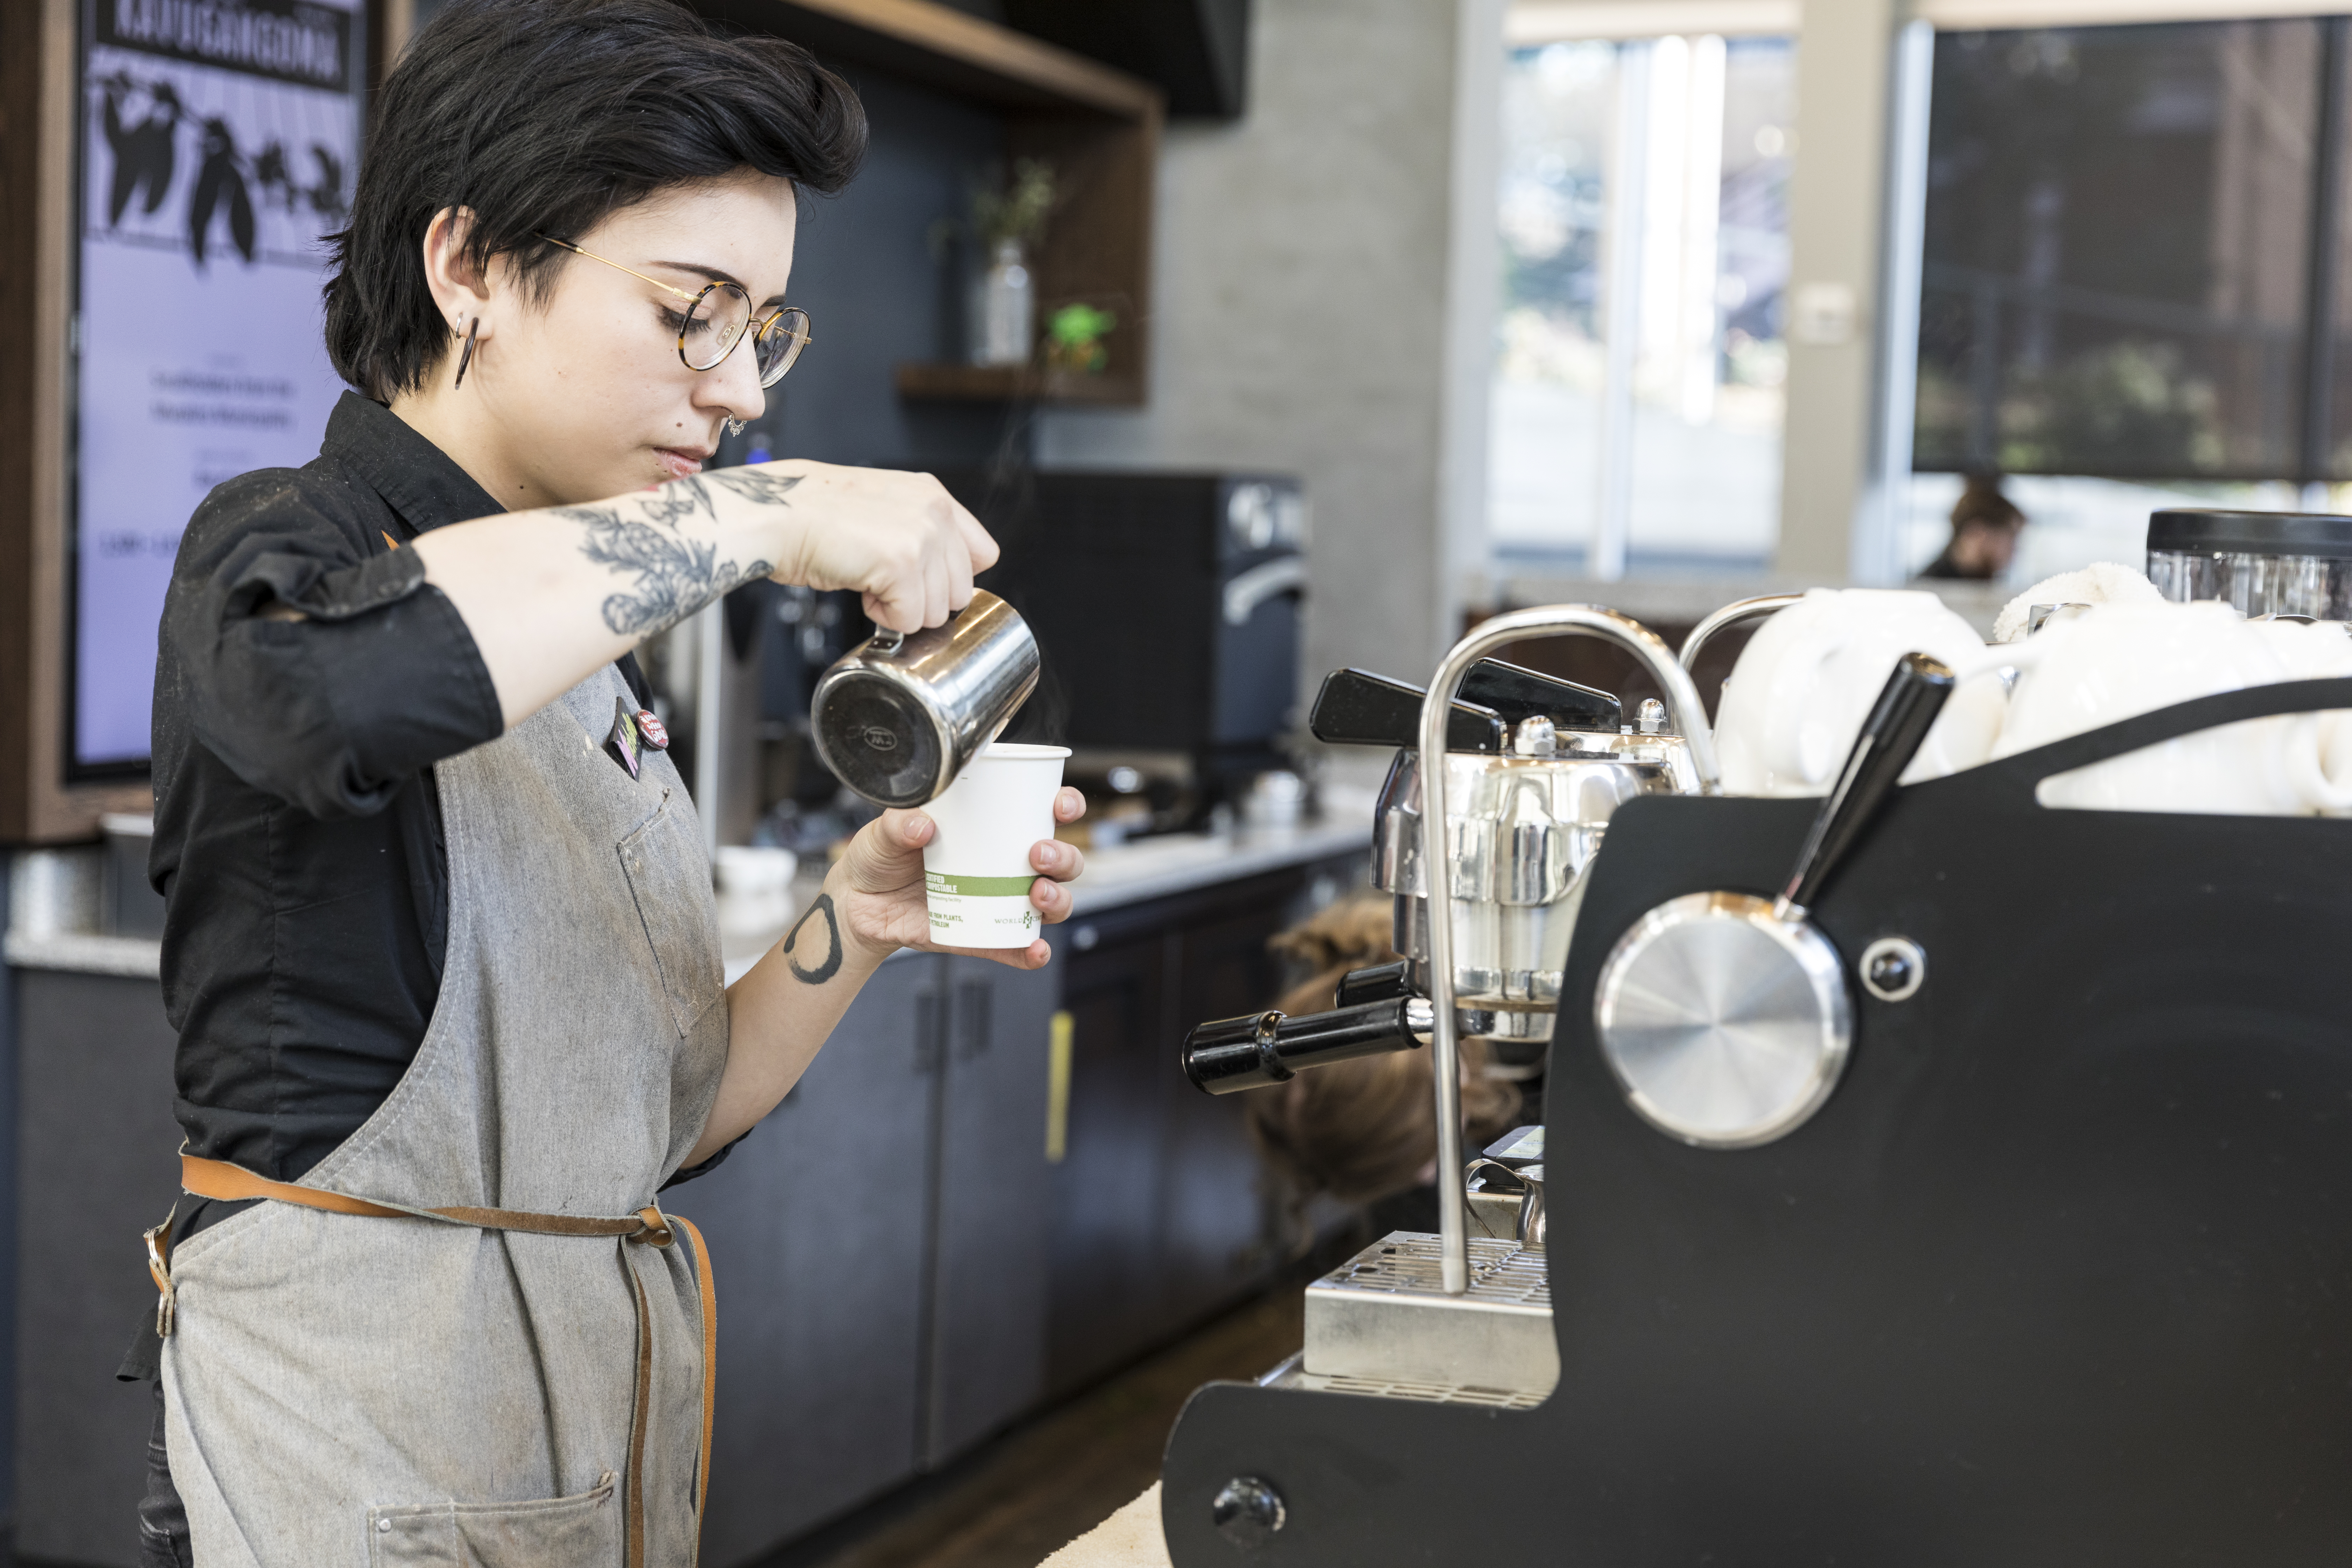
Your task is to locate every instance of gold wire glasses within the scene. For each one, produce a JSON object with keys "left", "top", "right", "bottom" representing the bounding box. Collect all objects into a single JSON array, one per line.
[{"left": 536, "top": 232, "right": 812, "bottom": 387}]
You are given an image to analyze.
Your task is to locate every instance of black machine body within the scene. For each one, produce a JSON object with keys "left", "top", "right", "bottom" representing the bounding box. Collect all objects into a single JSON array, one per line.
[{"left": 1161, "top": 678, "right": 2352, "bottom": 1563}]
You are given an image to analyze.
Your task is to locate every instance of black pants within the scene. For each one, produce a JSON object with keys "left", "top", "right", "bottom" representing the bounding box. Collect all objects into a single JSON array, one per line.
[{"left": 138, "top": 1378, "right": 193, "bottom": 1568}]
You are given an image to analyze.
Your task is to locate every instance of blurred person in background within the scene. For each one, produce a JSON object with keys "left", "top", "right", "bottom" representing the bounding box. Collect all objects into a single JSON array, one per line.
[
  {"left": 1918, "top": 472, "right": 2027, "bottom": 581},
  {"left": 1246, "top": 896, "right": 1521, "bottom": 1242}
]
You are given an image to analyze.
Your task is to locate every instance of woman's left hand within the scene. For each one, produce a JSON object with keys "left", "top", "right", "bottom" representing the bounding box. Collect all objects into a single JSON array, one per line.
[{"left": 830, "top": 787, "right": 1088, "bottom": 970}]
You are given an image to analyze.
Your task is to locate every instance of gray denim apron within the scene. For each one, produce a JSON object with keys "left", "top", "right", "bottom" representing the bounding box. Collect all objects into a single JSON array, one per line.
[{"left": 152, "top": 665, "right": 729, "bottom": 1567}]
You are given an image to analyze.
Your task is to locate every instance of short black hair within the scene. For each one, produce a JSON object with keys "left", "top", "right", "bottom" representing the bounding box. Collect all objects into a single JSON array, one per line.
[{"left": 324, "top": 0, "right": 866, "bottom": 399}]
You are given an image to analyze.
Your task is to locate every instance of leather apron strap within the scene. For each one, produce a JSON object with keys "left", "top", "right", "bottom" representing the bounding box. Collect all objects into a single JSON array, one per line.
[{"left": 156, "top": 1154, "right": 719, "bottom": 1568}]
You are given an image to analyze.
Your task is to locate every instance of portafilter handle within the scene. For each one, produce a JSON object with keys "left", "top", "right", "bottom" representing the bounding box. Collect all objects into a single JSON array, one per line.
[
  {"left": 1773, "top": 651, "right": 1956, "bottom": 923},
  {"left": 1417, "top": 604, "right": 1721, "bottom": 1294},
  {"left": 1181, "top": 997, "right": 1435, "bottom": 1095}
]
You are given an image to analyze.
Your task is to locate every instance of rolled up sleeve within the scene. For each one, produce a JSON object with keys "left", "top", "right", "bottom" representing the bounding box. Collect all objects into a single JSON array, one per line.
[{"left": 163, "top": 474, "right": 504, "bottom": 819}]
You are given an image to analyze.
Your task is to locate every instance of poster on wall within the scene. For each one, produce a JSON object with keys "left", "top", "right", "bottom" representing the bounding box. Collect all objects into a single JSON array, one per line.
[{"left": 74, "top": 0, "right": 364, "bottom": 772}]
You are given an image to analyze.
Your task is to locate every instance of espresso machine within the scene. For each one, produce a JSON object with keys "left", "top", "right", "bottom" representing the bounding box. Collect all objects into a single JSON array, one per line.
[
  {"left": 1163, "top": 599, "right": 2352, "bottom": 1562},
  {"left": 1182, "top": 606, "right": 1724, "bottom": 1397}
]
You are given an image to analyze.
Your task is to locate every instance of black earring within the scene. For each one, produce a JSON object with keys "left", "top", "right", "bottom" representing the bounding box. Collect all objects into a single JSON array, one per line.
[{"left": 453, "top": 317, "right": 479, "bottom": 389}]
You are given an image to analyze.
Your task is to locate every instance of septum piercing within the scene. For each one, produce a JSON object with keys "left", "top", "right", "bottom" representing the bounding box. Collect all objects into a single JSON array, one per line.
[{"left": 725, "top": 417, "right": 746, "bottom": 439}]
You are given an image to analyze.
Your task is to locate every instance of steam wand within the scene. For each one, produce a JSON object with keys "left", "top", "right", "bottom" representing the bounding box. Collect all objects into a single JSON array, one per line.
[{"left": 1413, "top": 607, "right": 1719, "bottom": 1293}]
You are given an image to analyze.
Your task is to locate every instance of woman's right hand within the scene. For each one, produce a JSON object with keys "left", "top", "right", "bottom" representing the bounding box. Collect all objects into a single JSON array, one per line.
[{"left": 741, "top": 461, "right": 999, "bottom": 633}]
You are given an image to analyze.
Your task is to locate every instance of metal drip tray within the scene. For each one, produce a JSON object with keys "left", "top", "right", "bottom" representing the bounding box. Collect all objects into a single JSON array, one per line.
[
  {"left": 1301, "top": 1231, "right": 1558, "bottom": 1396},
  {"left": 1259, "top": 1353, "right": 1551, "bottom": 1410}
]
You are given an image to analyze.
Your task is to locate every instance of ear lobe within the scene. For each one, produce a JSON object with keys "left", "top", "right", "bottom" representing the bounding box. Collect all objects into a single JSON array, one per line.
[{"left": 421, "top": 204, "right": 495, "bottom": 319}]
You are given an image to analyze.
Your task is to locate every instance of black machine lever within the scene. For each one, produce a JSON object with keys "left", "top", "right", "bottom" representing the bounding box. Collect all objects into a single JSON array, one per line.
[
  {"left": 1309, "top": 668, "right": 1507, "bottom": 753},
  {"left": 1181, "top": 996, "right": 1434, "bottom": 1096},
  {"left": 1776, "top": 651, "right": 1956, "bottom": 921},
  {"left": 1460, "top": 658, "right": 1620, "bottom": 732},
  {"left": 1308, "top": 661, "right": 1621, "bottom": 754}
]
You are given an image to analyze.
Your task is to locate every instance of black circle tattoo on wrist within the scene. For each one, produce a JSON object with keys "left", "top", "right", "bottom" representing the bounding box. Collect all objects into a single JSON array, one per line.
[{"left": 784, "top": 893, "right": 843, "bottom": 984}]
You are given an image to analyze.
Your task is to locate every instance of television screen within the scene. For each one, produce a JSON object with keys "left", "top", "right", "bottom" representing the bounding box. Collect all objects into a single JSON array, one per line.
[{"left": 73, "top": 0, "right": 365, "bottom": 773}]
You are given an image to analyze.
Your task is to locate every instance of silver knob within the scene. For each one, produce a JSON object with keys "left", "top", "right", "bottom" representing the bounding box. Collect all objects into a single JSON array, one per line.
[
  {"left": 1511, "top": 715, "right": 1558, "bottom": 756},
  {"left": 1212, "top": 1476, "right": 1287, "bottom": 1546},
  {"left": 1637, "top": 698, "right": 1666, "bottom": 734},
  {"left": 1859, "top": 935, "right": 1927, "bottom": 1002}
]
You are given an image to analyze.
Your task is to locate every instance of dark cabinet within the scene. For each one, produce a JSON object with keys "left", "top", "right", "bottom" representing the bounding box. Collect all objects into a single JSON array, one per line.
[
  {"left": 1045, "top": 925, "right": 1174, "bottom": 1394},
  {"left": 14, "top": 970, "right": 182, "bottom": 1567},
  {"left": 686, "top": 953, "right": 938, "bottom": 1563},
  {"left": 923, "top": 954, "right": 1057, "bottom": 1466},
  {"left": 3, "top": 853, "right": 1354, "bottom": 1567},
  {"left": 1161, "top": 906, "right": 1293, "bottom": 1325},
  {"left": 1044, "top": 855, "right": 1358, "bottom": 1399},
  {"left": 685, "top": 950, "right": 1062, "bottom": 1562}
]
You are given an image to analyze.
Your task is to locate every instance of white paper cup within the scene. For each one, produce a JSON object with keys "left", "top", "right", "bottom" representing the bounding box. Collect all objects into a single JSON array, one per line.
[{"left": 921, "top": 743, "right": 1070, "bottom": 947}]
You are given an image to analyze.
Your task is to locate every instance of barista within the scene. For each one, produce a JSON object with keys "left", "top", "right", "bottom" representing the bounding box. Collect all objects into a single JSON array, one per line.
[{"left": 128, "top": 4, "right": 1084, "bottom": 1564}]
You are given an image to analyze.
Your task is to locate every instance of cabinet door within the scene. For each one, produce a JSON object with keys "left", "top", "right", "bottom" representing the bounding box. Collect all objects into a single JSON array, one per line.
[
  {"left": 677, "top": 952, "right": 939, "bottom": 1564},
  {"left": 1163, "top": 906, "right": 1291, "bottom": 1327},
  {"left": 15, "top": 971, "right": 182, "bottom": 1568},
  {"left": 921, "top": 958, "right": 1056, "bottom": 1467},
  {"left": 1044, "top": 929, "right": 1172, "bottom": 1396}
]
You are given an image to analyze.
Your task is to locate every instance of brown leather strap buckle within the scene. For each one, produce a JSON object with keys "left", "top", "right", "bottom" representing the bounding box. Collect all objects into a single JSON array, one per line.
[
  {"left": 632, "top": 1207, "right": 674, "bottom": 1248},
  {"left": 143, "top": 1206, "right": 178, "bottom": 1338}
]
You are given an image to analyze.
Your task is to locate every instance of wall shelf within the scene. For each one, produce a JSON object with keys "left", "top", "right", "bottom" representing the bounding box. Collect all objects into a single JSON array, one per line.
[
  {"left": 894, "top": 362, "right": 1142, "bottom": 405},
  {"left": 699, "top": 0, "right": 1161, "bottom": 119},
  {"left": 692, "top": 0, "right": 1164, "bottom": 408}
]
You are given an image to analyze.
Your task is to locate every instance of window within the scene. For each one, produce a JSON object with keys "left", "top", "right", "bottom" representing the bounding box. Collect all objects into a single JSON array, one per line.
[
  {"left": 1490, "top": 33, "right": 1796, "bottom": 576},
  {"left": 1917, "top": 19, "right": 2348, "bottom": 484}
]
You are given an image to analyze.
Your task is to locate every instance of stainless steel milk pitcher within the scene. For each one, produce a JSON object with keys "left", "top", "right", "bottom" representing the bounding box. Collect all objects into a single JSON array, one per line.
[{"left": 810, "top": 588, "right": 1041, "bottom": 808}]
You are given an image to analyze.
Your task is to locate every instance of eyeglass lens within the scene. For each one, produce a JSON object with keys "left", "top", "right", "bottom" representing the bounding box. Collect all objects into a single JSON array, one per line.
[{"left": 684, "top": 288, "right": 810, "bottom": 388}]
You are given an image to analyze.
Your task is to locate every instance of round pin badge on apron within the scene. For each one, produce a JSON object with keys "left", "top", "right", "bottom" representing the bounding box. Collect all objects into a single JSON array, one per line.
[
  {"left": 1594, "top": 652, "right": 1956, "bottom": 1148},
  {"left": 151, "top": 663, "right": 728, "bottom": 1567}
]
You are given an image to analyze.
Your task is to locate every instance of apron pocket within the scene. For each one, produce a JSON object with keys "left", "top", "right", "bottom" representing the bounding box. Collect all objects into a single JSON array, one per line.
[
  {"left": 367, "top": 1472, "right": 619, "bottom": 1566},
  {"left": 618, "top": 794, "right": 723, "bottom": 1036}
]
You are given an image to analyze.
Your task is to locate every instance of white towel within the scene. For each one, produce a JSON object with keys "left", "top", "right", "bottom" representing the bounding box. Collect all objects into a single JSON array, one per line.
[
  {"left": 1038, "top": 1484, "right": 1174, "bottom": 1568},
  {"left": 1992, "top": 562, "right": 2164, "bottom": 644}
]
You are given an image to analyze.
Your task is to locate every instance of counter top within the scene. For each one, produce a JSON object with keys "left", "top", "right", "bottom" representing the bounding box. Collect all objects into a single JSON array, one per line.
[
  {"left": 1065, "top": 789, "right": 1377, "bottom": 917},
  {"left": 9, "top": 791, "right": 1381, "bottom": 986},
  {"left": 721, "top": 788, "right": 1378, "bottom": 984},
  {"left": 4, "top": 848, "right": 163, "bottom": 979}
]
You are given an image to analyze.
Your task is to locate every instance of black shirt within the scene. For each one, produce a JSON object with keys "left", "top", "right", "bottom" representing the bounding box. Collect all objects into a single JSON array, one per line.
[{"left": 149, "top": 393, "right": 725, "bottom": 1243}]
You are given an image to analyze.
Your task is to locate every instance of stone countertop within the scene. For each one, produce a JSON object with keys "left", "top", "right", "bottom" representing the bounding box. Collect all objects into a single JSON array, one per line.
[
  {"left": 1065, "top": 790, "right": 1377, "bottom": 917},
  {"left": 4, "top": 848, "right": 161, "bottom": 979},
  {"left": 9, "top": 791, "right": 1381, "bottom": 987}
]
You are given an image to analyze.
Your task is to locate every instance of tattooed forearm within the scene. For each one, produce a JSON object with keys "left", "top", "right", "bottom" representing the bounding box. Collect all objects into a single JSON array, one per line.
[
  {"left": 562, "top": 502, "right": 772, "bottom": 637},
  {"left": 559, "top": 467, "right": 800, "bottom": 638},
  {"left": 709, "top": 468, "right": 802, "bottom": 506},
  {"left": 782, "top": 894, "right": 843, "bottom": 984},
  {"left": 636, "top": 477, "right": 718, "bottom": 530}
]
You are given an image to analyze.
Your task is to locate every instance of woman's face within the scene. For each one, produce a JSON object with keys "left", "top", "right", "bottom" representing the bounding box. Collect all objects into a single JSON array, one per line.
[{"left": 471, "top": 169, "right": 799, "bottom": 506}]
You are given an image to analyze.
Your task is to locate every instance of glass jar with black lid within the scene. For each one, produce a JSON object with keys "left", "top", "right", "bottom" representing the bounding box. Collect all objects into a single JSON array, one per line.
[{"left": 2147, "top": 509, "right": 2352, "bottom": 620}]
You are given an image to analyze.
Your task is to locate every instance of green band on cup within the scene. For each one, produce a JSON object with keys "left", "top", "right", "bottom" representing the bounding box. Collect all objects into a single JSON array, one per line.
[{"left": 925, "top": 871, "right": 1037, "bottom": 897}]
